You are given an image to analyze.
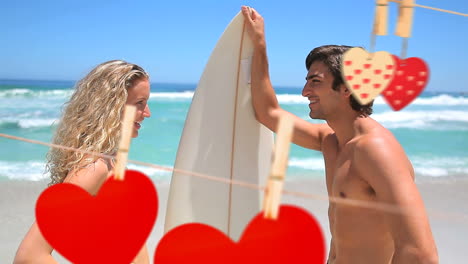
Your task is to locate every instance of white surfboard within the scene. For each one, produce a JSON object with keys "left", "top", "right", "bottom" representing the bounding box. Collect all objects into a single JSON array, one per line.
[{"left": 164, "top": 11, "right": 273, "bottom": 241}]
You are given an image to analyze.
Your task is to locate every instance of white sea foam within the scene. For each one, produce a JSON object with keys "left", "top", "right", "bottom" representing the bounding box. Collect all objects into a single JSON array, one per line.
[
  {"left": 288, "top": 157, "right": 325, "bottom": 171},
  {"left": 2, "top": 99, "right": 467, "bottom": 132},
  {"left": 0, "top": 117, "right": 57, "bottom": 129},
  {"left": 1, "top": 156, "right": 466, "bottom": 181},
  {"left": 413, "top": 166, "right": 468, "bottom": 177},
  {"left": 285, "top": 156, "right": 468, "bottom": 178},
  {"left": 18, "top": 118, "right": 57, "bottom": 128},
  {"left": 275, "top": 94, "right": 468, "bottom": 105},
  {"left": 0, "top": 89, "right": 31, "bottom": 97},
  {"left": 149, "top": 91, "right": 194, "bottom": 100},
  {"left": 0, "top": 89, "right": 72, "bottom": 98},
  {"left": 411, "top": 94, "right": 468, "bottom": 106},
  {"left": 373, "top": 110, "right": 468, "bottom": 129},
  {"left": 2, "top": 88, "right": 467, "bottom": 106},
  {"left": 147, "top": 92, "right": 468, "bottom": 106},
  {"left": 2, "top": 109, "right": 467, "bottom": 131},
  {"left": 277, "top": 94, "right": 309, "bottom": 104},
  {"left": 413, "top": 156, "right": 468, "bottom": 177},
  {"left": 0, "top": 161, "right": 49, "bottom": 181},
  {"left": 0, "top": 160, "right": 173, "bottom": 181}
]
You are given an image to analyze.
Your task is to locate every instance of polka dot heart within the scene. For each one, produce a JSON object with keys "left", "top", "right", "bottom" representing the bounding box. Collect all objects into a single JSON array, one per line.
[
  {"left": 381, "top": 56, "right": 429, "bottom": 111},
  {"left": 342, "top": 48, "right": 396, "bottom": 105}
]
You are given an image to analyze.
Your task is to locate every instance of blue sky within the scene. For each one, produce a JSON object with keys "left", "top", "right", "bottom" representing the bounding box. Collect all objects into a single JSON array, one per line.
[{"left": 1, "top": 0, "right": 467, "bottom": 92}]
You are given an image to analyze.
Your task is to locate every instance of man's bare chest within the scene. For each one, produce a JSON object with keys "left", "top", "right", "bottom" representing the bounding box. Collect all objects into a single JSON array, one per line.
[{"left": 323, "top": 148, "right": 375, "bottom": 201}]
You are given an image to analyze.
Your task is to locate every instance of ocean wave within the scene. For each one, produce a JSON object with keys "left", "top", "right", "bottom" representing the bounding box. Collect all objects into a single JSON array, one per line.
[
  {"left": 0, "top": 118, "right": 57, "bottom": 129},
  {"left": 0, "top": 160, "right": 173, "bottom": 181},
  {"left": 373, "top": 110, "right": 468, "bottom": 129},
  {"left": 277, "top": 94, "right": 309, "bottom": 104},
  {"left": 412, "top": 157, "right": 468, "bottom": 177},
  {"left": 0, "top": 161, "right": 49, "bottom": 181},
  {"left": 2, "top": 88, "right": 467, "bottom": 106},
  {"left": 286, "top": 156, "right": 468, "bottom": 178},
  {"left": 2, "top": 110, "right": 466, "bottom": 132},
  {"left": 0, "top": 89, "right": 194, "bottom": 101},
  {"left": 149, "top": 91, "right": 194, "bottom": 100},
  {"left": 147, "top": 92, "right": 468, "bottom": 106},
  {"left": 0, "top": 88, "right": 72, "bottom": 98},
  {"left": 0, "top": 88, "right": 30, "bottom": 97},
  {"left": 374, "top": 95, "right": 468, "bottom": 106},
  {"left": 288, "top": 157, "right": 325, "bottom": 171},
  {"left": 276, "top": 94, "right": 468, "bottom": 105},
  {"left": 410, "top": 94, "right": 468, "bottom": 106},
  {"left": 1, "top": 156, "right": 466, "bottom": 182}
]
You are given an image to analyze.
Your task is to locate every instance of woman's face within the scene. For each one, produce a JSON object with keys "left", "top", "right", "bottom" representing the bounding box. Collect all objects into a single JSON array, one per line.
[{"left": 126, "top": 78, "right": 151, "bottom": 138}]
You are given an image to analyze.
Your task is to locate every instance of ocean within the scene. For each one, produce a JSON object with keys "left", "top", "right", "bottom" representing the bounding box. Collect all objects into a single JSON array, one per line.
[{"left": 1, "top": 79, "right": 467, "bottom": 182}]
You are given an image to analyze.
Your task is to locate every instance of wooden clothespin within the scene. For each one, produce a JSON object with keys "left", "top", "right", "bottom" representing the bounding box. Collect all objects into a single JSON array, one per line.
[
  {"left": 114, "top": 105, "right": 136, "bottom": 181},
  {"left": 373, "top": 0, "right": 389, "bottom": 36},
  {"left": 395, "top": 0, "right": 415, "bottom": 38},
  {"left": 263, "top": 114, "right": 294, "bottom": 220}
]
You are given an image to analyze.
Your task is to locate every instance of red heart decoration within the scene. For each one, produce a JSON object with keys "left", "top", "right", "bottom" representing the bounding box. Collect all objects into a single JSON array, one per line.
[
  {"left": 381, "top": 56, "right": 430, "bottom": 111},
  {"left": 154, "top": 205, "right": 326, "bottom": 263},
  {"left": 36, "top": 170, "right": 158, "bottom": 264}
]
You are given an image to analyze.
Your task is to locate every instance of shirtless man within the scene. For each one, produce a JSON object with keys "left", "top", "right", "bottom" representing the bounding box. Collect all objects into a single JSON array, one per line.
[{"left": 241, "top": 6, "right": 438, "bottom": 264}]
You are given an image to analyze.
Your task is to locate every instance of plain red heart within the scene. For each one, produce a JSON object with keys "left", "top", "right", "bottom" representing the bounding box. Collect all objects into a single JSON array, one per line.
[
  {"left": 154, "top": 205, "right": 326, "bottom": 263},
  {"left": 36, "top": 170, "right": 158, "bottom": 264},
  {"left": 382, "top": 56, "right": 430, "bottom": 111}
]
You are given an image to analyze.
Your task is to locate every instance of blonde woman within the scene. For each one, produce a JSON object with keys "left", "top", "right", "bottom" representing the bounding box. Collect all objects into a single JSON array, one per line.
[{"left": 14, "top": 60, "right": 152, "bottom": 264}]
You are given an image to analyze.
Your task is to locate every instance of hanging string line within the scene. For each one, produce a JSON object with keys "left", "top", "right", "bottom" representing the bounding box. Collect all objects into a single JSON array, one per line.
[
  {"left": 388, "top": 0, "right": 468, "bottom": 17},
  {"left": 369, "top": 33, "right": 377, "bottom": 55},
  {"left": 372, "top": 1, "right": 467, "bottom": 59},
  {"left": 0, "top": 133, "right": 115, "bottom": 161},
  {"left": 401, "top": 37, "right": 408, "bottom": 59},
  {"left": 1, "top": 133, "right": 467, "bottom": 224}
]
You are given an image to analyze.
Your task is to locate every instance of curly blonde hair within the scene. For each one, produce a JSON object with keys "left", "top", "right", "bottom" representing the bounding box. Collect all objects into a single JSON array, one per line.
[{"left": 47, "top": 60, "right": 149, "bottom": 185}]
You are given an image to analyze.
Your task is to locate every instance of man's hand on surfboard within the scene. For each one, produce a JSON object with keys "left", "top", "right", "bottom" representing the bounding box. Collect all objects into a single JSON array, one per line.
[{"left": 241, "top": 6, "right": 266, "bottom": 48}]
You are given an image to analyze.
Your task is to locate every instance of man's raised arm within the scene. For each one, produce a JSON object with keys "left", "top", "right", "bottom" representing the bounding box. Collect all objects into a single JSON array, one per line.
[{"left": 241, "top": 6, "right": 331, "bottom": 151}]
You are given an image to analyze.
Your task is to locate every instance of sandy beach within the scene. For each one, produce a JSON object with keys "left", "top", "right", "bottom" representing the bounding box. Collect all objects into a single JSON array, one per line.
[{"left": 1, "top": 176, "right": 467, "bottom": 263}]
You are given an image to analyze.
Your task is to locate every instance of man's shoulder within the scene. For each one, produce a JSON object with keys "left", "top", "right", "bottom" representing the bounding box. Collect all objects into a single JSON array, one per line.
[
  {"left": 352, "top": 128, "right": 409, "bottom": 171},
  {"left": 353, "top": 126, "right": 412, "bottom": 172},
  {"left": 355, "top": 125, "right": 399, "bottom": 150}
]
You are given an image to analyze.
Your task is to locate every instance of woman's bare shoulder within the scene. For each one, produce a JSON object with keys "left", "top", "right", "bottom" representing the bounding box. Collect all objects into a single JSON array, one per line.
[{"left": 63, "top": 157, "right": 113, "bottom": 195}]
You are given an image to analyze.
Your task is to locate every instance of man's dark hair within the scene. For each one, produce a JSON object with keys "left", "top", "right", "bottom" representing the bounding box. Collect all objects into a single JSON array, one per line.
[{"left": 305, "top": 45, "right": 373, "bottom": 116}]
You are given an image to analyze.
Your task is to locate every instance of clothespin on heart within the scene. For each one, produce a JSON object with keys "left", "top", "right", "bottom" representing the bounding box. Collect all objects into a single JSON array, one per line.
[
  {"left": 395, "top": 0, "right": 415, "bottom": 59},
  {"left": 395, "top": 0, "right": 415, "bottom": 39},
  {"left": 373, "top": 0, "right": 389, "bottom": 36},
  {"left": 379, "top": 0, "right": 429, "bottom": 111},
  {"left": 365, "top": 0, "right": 428, "bottom": 111},
  {"left": 114, "top": 105, "right": 136, "bottom": 181},
  {"left": 263, "top": 114, "right": 294, "bottom": 220}
]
